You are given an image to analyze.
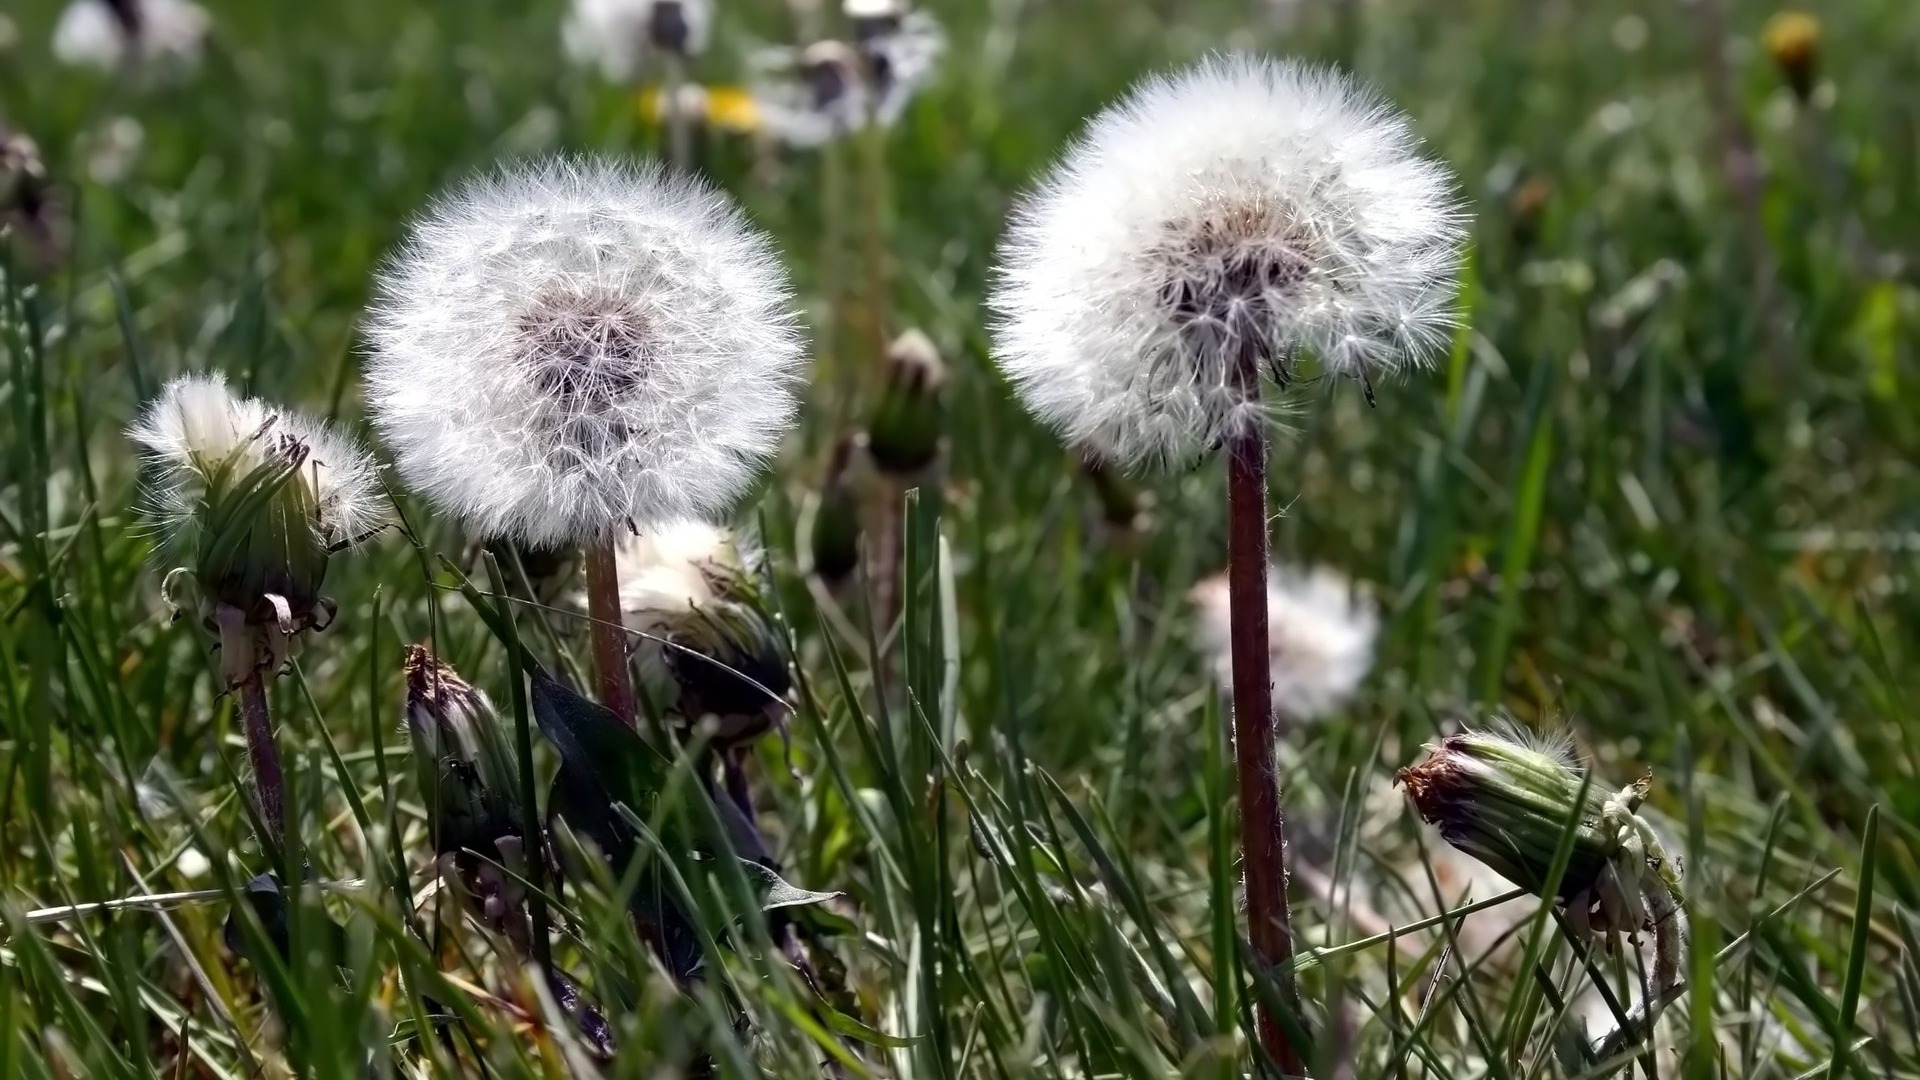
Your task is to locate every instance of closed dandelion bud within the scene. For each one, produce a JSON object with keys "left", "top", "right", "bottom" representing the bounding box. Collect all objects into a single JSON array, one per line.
[
  {"left": 485, "top": 537, "right": 581, "bottom": 607},
  {"left": 661, "top": 599, "right": 791, "bottom": 742},
  {"left": 809, "top": 437, "right": 863, "bottom": 584},
  {"left": 129, "top": 374, "right": 383, "bottom": 687},
  {"left": 403, "top": 646, "right": 521, "bottom": 857},
  {"left": 1079, "top": 454, "right": 1151, "bottom": 534},
  {"left": 1399, "top": 729, "right": 1684, "bottom": 943},
  {"left": 1762, "top": 12, "right": 1820, "bottom": 103},
  {"left": 0, "top": 127, "right": 60, "bottom": 269},
  {"left": 1509, "top": 173, "right": 1552, "bottom": 251},
  {"left": 404, "top": 646, "right": 532, "bottom": 942},
  {"left": 1398, "top": 730, "right": 1616, "bottom": 905},
  {"left": 865, "top": 328, "right": 946, "bottom": 476}
]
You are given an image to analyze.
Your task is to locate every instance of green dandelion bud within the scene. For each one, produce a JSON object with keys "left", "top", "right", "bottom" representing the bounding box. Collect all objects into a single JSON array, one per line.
[
  {"left": 808, "top": 436, "right": 863, "bottom": 584},
  {"left": 865, "top": 328, "right": 947, "bottom": 477},
  {"left": 404, "top": 646, "right": 532, "bottom": 943},
  {"left": 130, "top": 374, "right": 383, "bottom": 688},
  {"left": 404, "top": 645, "right": 521, "bottom": 856}
]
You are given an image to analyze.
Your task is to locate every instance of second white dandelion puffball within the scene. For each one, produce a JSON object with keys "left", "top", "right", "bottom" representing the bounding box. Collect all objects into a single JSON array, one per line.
[
  {"left": 363, "top": 156, "right": 805, "bottom": 548},
  {"left": 990, "top": 55, "right": 1465, "bottom": 468},
  {"left": 1191, "top": 563, "right": 1378, "bottom": 724}
]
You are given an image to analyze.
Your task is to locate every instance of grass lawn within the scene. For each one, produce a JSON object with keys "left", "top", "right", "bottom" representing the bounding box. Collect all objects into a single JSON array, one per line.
[{"left": 1, "top": 0, "right": 1917, "bottom": 1076}]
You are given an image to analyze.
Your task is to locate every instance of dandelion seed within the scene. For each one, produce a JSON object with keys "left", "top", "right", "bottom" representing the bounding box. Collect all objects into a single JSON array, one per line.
[
  {"left": 363, "top": 155, "right": 805, "bottom": 549},
  {"left": 564, "top": 0, "right": 712, "bottom": 82},
  {"left": 1190, "top": 563, "right": 1378, "bottom": 724},
  {"left": 52, "top": 0, "right": 210, "bottom": 72},
  {"left": 989, "top": 55, "right": 1465, "bottom": 468}
]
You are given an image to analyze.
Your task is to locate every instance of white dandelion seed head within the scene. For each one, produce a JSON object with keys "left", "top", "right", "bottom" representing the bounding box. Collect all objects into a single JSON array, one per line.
[
  {"left": 53, "top": 0, "right": 210, "bottom": 71},
  {"left": 1190, "top": 562, "right": 1379, "bottom": 723},
  {"left": 363, "top": 155, "right": 806, "bottom": 549},
  {"left": 563, "top": 0, "right": 712, "bottom": 82},
  {"left": 859, "top": 9, "right": 944, "bottom": 125},
  {"left": 127, "top": 372, "right": 386, "bottom": 557},
  {"left": 990, "top": 54, "right": 1466, "bottom": 469}
]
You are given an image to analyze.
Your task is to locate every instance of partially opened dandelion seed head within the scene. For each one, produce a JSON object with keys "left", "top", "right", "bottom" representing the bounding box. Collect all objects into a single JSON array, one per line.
[
  {"left": 130, "top": 373, "right": 384, "bottom": 579},
  {"left": 364, "top": 155, "right": 805, "bottom": 548},
  {"left": 130, "top": 373, "right": 383, "bottom": 683},
  {"left": 989, "top": 55, "right": 1466, "bottom": 468}
]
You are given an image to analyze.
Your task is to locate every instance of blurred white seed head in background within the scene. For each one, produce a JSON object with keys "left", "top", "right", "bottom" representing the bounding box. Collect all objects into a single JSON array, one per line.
[
  {"left": 564, "top": 0, "right": 712, "bottom": 82},
  {"left": 990, "top": 55, "right": 1466, "bottom": 468},
  {"left": 1190, "top": 562, "right": 1379, "bottom": 723},
  {"left": 363, "top": 155, "right": 804, "bottom": 548},
  {"left": 53, "top": 0, "right": 211, "bottom": 71}
]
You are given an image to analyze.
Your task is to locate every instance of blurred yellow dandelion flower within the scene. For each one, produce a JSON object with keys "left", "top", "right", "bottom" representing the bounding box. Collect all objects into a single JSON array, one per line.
[{"left": 1761, "top": 11, "right": 1820, "bottom": 102}]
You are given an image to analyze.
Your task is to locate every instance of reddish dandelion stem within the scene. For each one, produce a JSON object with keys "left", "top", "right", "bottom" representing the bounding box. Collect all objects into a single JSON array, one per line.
[
  {"left": 584, "top": 541, "right": 637, "bottom": 728},
  {"left": 1225, "top": 346, "right": 1304, "bottom": 1075},
  {"left": 238, "top": 670, "right": 288, "bottom": 861}
]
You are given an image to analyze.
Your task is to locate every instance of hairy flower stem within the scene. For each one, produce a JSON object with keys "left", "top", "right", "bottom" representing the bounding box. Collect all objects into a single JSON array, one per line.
[
  {"left": 1224, "top": 345, "right": 1303, "bottom": 1075},
  {"left": 237, "top": 670, "right": 290, "bottom": 866},
  {"left": 584, "top": 542, "right": 638, "bottom": 728}
]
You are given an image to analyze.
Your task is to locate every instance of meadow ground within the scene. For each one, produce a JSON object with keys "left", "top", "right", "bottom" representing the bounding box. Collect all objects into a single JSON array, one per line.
[{"left": 1, "top": 0, "right": 1918, "bottom": 1077}]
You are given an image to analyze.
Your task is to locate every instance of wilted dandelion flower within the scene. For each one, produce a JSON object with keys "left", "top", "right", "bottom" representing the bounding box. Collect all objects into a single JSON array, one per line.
[
  {"left": 363, "top": 155, "right": 805, "bottom": 549},
  {"left": 616, "top": 522, "right": 790, "bottom": 742},
  {"left": 990, "top": 55, "right": 1465, "bottom": 467},
  {"left": 130, "top": 373, "right": 383, "bottom": 686},
  {"left": 1190, "top": 563, "right": 1378, "bottom": 723},
  {"left": 564, "top": 0, "right": 711, "bottom": 82},
  {"left": 53, "top": 0, "right": 210, "bottom": 71}
]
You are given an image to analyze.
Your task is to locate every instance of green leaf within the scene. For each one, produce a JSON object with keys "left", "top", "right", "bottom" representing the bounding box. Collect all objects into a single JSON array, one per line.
[{"left": 737, "top": 860, "right": 843, "bottom": 912}]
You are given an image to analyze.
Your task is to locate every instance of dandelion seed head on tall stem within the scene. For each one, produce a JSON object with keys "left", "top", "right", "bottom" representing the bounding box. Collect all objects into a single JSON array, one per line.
[
  {"left": 363, "top": 155, "right": 805, "bottom": 548},
  {"left": 989, "top": 55, "right": 1466, "bottom": 468}
]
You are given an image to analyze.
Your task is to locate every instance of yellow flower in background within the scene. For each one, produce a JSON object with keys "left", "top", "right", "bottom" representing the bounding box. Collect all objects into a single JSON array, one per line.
[
  {"left": 639, "top": 84, "right": 764, "bottom": 134},
  {"left": 1761, "top": 11, "right": 1820, "bottom": 102}
]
